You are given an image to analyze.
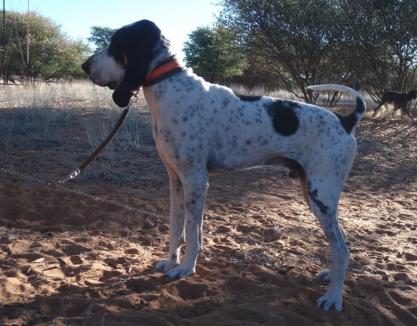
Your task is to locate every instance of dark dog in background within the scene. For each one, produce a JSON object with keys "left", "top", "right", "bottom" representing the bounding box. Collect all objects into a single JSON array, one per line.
[{"left": 373, "top": 90, "right": 417, "bottom": 118}]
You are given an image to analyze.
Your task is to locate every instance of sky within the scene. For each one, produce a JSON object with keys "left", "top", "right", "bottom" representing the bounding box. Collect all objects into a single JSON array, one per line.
[{"left": 4, "top": 0, "right": 221, "bottom": 61}]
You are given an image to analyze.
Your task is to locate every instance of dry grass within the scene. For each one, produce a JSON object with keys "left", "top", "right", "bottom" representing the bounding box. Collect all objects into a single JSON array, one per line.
[
  {"left": 0, "top": 80, "right": 113, "bottom": 109},
  {"left": 1, "top": 81, "right": 417, "bottom": 325},
  {"left": 0, "top": 81, "right": 155, "bottom": 181}
]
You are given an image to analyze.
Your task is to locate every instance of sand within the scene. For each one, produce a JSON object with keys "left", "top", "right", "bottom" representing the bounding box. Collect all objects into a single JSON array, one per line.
[{"left": 0, "top": 95, "right": 416, "bottom": 325}]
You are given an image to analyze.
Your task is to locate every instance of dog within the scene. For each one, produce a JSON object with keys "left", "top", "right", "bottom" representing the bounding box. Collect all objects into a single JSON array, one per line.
[
  {"left": 81, "top": 20, "right": 366, "bottom": 311},
  {"left": 373, "top": 90, "right": 417, "bottom": 118}
]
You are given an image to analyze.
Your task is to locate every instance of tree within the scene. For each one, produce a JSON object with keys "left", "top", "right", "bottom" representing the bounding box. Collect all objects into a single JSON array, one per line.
[
  {"left": 88, "top": 26, "right": 115, "bottom": 53},
  {"left": 183, "top": 25, "right": 247, "bottom": 83},
  {"left": 339, "top": 0, "right": 417, "bottom": 101},
  {"left": 41, "top": 39, "right": 90, "bottom": 81},
  {"left": 219, "top": 0, "right": 417, "bottom": 101},
  {"left": 220, "top": 0, "right": 341, "bottom": 100},
  {"left": 2, "top": 11, "right": 89, "bottom": 82}
]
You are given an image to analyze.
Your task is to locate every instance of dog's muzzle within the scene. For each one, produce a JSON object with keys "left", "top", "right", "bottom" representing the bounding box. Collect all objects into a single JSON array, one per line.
[{"left": 81, "top": 58, "right": 118, "bottom": 90}]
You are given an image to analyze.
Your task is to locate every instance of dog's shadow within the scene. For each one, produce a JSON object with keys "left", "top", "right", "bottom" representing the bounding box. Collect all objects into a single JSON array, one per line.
[{"left": 124, "top": 267, "right": 178, "bottom": 293}]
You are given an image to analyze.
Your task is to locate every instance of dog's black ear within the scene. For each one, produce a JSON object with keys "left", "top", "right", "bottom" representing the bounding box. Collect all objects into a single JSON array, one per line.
[
  {"left": 112, "top": 89, "right": 134, "bottom": 108},
  {"left": 112, "top": 20, "right": 161, "bottom": 107}
]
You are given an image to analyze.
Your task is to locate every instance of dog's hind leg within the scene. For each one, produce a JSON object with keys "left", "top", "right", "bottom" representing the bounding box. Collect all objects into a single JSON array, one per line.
[
  {"left": 165, "top": 170, "right": 209, "bottom": 278},
  {"left": 401, "top": 105, "right": 414, "bottom": 119},
  {"left": 306, "top": 176, "right": 350, "bottom": 311},
  {"left": 372, "top": 102, "right": 384, "bottom": 117},
  {"left": 155, "top": 168, "right": 186, "bottom": 273}
]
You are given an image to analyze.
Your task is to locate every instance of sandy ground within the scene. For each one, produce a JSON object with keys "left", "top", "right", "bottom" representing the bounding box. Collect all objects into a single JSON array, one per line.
[{"left": 0, "top": 90, "right": 416, "bottom": 325}]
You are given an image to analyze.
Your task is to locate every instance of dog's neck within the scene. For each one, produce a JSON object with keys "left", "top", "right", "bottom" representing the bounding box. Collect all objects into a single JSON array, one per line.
[
  {"left": 148, "top": 36, "right": 175, "bottom": 72},
  {"left": 144, "top": 56, "right": 183, "bottom": 86},
  {"left": 142, "top": 35, "right": 188, "bottom": 119},
  {"left": 142, "top": 40, "right": 184, "bottom": 125}
]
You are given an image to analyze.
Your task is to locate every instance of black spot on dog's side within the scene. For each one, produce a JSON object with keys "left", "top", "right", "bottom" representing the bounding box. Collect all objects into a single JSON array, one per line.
[
  {"left": 264, "top": 100, "right": 299, "bottom": 136},
  {"left": 233, "top": 91, "right": 262, "bottom": 102}
]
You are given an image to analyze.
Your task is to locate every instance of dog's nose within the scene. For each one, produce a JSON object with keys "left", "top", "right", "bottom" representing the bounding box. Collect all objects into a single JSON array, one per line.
[{"left": 81, "top": 57, "right": 92, "bottom": 74}]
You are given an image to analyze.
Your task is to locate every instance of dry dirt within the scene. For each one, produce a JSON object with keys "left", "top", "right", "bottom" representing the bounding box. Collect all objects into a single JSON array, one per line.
[{"left": 0, "top": 89, "right": 416, "bottom": 325}]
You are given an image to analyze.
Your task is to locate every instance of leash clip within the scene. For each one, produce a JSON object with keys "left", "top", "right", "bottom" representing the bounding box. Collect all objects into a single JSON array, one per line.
[
  {"left": 130, "top": 89, "right": 140, "bottom": 104},
  {"left": 57, "top": 168, "right": 81, "bottom": 184}
]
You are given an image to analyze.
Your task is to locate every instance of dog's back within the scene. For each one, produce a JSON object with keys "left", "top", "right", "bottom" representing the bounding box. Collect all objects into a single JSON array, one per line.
[{"left": 381, "top": 90, "right": 417, "bottom": 106}]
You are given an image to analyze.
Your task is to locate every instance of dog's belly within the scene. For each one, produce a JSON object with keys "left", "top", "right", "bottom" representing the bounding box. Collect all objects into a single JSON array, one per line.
[{"left": 206, "top": 152, "right": 273, "bottom": 173}]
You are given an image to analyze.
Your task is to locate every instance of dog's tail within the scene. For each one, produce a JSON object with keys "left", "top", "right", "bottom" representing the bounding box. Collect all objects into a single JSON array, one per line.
[{"left": 307, "top": 84, "right": 366, "bottom": 134}]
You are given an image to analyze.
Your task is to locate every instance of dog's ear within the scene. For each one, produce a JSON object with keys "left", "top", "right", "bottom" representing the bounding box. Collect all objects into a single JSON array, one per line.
[{"left": 112, "top": 20, "right": 161, "bottom": 107}]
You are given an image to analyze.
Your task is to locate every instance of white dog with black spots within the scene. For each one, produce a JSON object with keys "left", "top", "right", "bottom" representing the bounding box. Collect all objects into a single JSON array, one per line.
[{"left": 82, "top": 20, "right": 366, "bottom": 311}]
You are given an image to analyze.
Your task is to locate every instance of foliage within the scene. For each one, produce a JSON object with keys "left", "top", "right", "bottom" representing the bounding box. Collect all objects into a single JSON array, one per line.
[
  {"left": 338, "top": 0, "right": 417, "bottom": 101},
  {"left": 88, "top": 26, "right": 115, "bottom": 53},
  {"left": 219, "top": 0, "right": 347, "bottom": 100},
  {"left": 216, "top": 0, "right": 417, "bottom": 100},
  {"left": 1, "top": 11, "right": 90, "bottom": 81},
  {"left": 183, "top": 25, "right": 247, "bottom": 83}
]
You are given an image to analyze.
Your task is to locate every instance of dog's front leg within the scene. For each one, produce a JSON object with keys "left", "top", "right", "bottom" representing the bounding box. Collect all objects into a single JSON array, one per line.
[
  {"left": 155, "top": 169, "right": 185, "bottom": 272},
  {"left": 166, "top": 171, "right": 209, "bottom": 278}
]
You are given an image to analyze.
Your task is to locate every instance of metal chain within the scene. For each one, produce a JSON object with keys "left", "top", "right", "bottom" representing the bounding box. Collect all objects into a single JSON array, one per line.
[{"left": 0, "top": 166, "right": 164, "bottom": 219}]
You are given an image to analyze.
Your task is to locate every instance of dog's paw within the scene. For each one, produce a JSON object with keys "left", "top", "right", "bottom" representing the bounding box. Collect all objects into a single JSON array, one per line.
[
  {"left": 155, "top": 258, "right": 178, "bottom": 273},
  {"left": 165, "top": 263, "right": 195, "bottom": 278},
  {"left": 317, "top": 268, "right": 332, "bottom": 282},
  {"left": 316, "top": 290, "right": 343, "bottom": 311}
]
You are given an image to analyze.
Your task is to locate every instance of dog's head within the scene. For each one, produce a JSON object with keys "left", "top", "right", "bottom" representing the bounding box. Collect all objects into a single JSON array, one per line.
[
  {"left": 81, "top": 20, "right": 165, "bottom": 107},
  {"left": 410, "top": 90, "right": 417, "bottom": 99}
]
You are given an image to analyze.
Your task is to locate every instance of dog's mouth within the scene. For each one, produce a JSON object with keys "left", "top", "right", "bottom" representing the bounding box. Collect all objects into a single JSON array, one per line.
[{"left": 87, "top": 75, "right": 118, "bottom": 90}]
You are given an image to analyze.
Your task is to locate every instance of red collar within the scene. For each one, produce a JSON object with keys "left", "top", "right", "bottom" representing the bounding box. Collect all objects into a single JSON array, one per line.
[{"left": 143, "top": 57, "right": 183, "bottom": 86}]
